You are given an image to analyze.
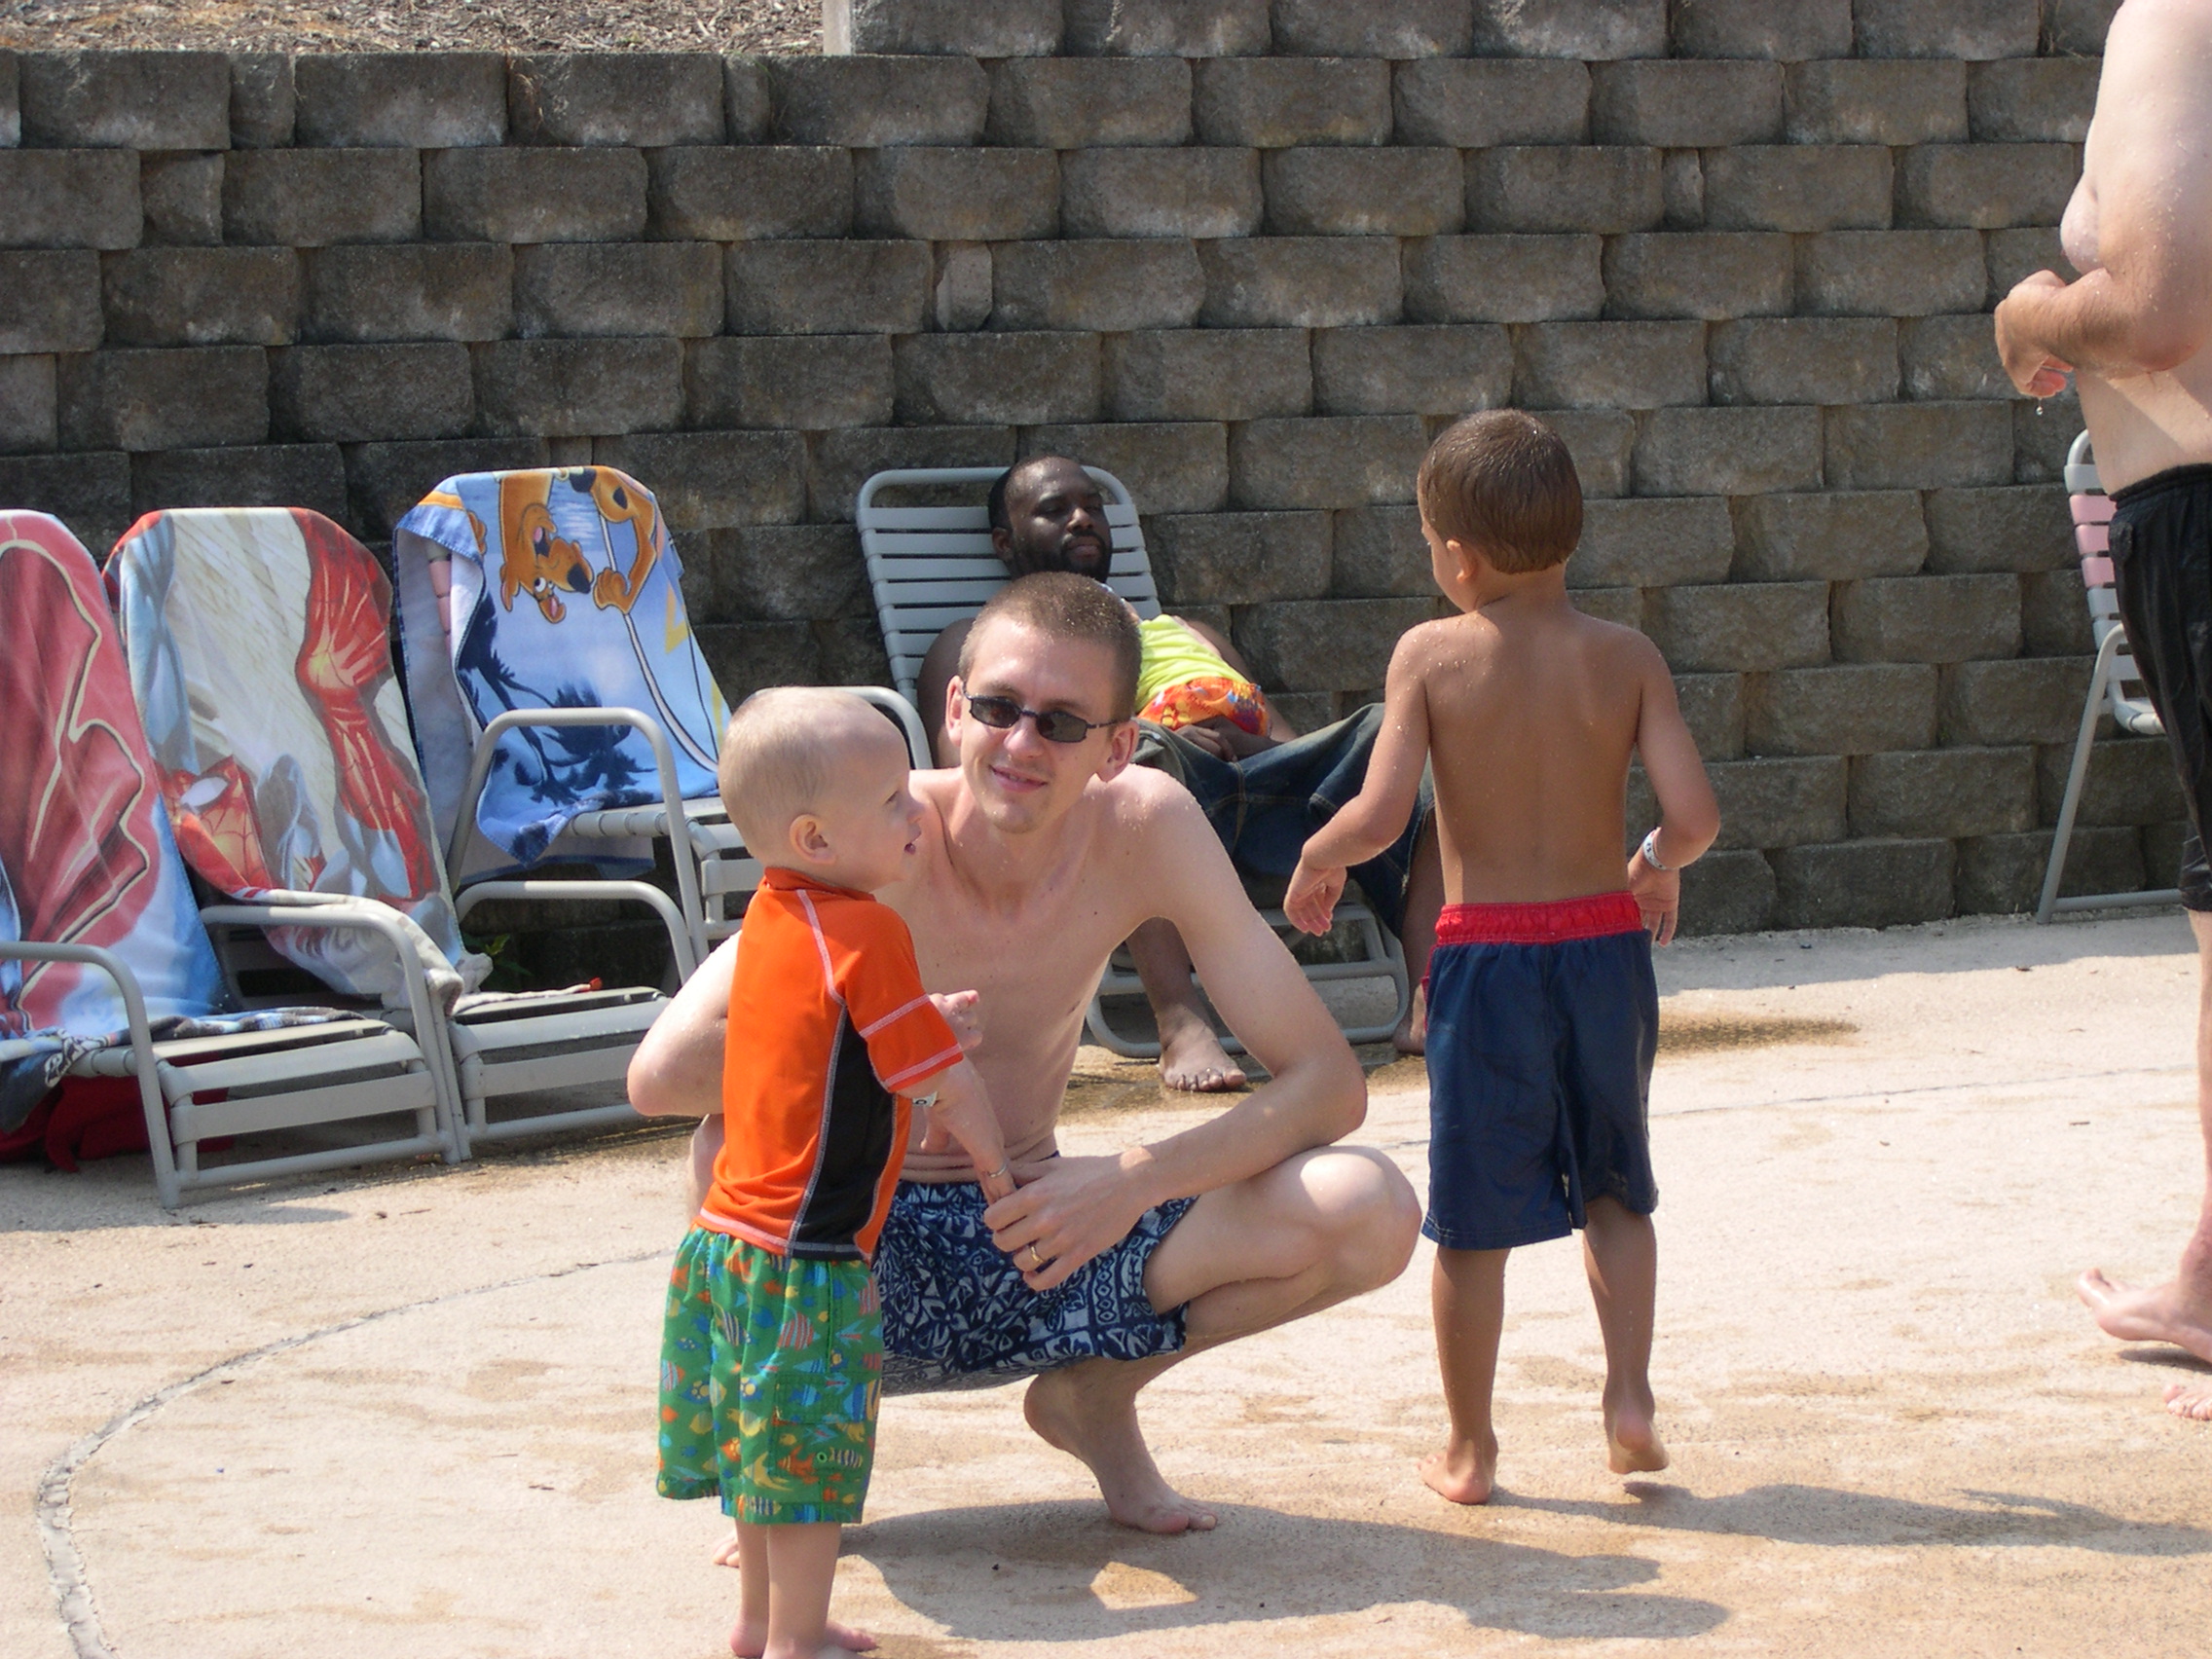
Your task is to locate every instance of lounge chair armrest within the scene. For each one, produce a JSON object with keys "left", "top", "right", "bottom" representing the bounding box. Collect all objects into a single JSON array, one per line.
[
  {"left": 453, "top": 879, "right": 699, "bottom": 981},
  {"left": 847, "top": 685, "right": 930, "bottom": 769}
]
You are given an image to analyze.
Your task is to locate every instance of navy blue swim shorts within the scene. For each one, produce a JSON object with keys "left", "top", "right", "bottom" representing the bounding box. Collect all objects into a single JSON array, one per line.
[{"left": 1422, "top": 891, "right": 1659, "bottom": 1252}]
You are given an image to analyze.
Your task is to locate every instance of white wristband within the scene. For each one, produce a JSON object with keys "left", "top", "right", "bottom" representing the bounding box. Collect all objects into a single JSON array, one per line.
[{"left": 1639, "top": 828, "right": 1671, "bottom": 871}]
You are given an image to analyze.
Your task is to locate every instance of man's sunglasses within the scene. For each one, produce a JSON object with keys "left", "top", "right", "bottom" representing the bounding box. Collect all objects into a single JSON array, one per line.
[{"left": 959, "top": 687, "right": 1124, "bottom": 745}]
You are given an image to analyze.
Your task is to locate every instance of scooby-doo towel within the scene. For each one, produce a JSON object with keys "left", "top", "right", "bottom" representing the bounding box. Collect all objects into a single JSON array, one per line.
[{"left": 392, "top": 467, "right": 728, "bottom": 870}]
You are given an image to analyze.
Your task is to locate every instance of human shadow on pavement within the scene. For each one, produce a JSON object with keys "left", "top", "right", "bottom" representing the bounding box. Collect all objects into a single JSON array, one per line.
[
  {"left": 848, "top": 1500, "right": 1727, "bottom": 1645},
  {"left": 1507, "top": 1482, "right": 2212, "bottom": 1555}
]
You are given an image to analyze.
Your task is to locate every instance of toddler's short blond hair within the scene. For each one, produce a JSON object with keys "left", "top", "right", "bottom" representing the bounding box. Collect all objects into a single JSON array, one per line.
[{"left": 717, "top": 686, "right": 890, "bottom": 856}]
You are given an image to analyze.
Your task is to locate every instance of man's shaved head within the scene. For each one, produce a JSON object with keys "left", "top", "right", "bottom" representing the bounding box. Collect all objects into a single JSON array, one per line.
[{"left": 988, "top": 455, "right": 1114, "bottom": 581}]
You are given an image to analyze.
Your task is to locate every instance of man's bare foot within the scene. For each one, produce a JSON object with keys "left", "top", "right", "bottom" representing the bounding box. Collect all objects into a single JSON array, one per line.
[
  {"left": 731, "top": 1618, "right": 878, "bottom": 1657},
  {"left": 2077, "top": 1268, "right": 2212, "bottom": 1364},
  {"left": 1393, "top": 982, "right": 1426, "bottom": 1056},
  {"left": 1604, "top": 1391, "right": 1670, "bottom": 1475},
  {"left": 2164, "top": 1382, "right": 2212, "bottom": 1420},
  {"left": 1419, "top": 1434, "right": 1496, "bottom": 1505},
  {"left": 1156, "top": 1005, "right": 1246, "bottom": 1093},
  {"left": 1023, "top": 1367, "right": 1218, "bottom": 1532}
]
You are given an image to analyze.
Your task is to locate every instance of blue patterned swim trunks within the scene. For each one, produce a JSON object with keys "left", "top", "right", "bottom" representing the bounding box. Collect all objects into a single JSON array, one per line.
[{"left": 872, "top": 1179, "right": 1197, "bottom": 1394}]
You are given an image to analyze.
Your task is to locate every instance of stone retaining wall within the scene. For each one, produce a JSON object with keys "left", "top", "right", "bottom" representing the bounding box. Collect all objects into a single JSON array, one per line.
[{"left": 0, "top": 0, "right": 2167, "bottom": 935}]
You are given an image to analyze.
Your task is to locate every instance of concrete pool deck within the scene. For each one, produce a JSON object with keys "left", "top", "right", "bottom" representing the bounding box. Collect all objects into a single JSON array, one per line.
[{"left": 6, "top": 911, "right": 2211, "bottom": 1658}]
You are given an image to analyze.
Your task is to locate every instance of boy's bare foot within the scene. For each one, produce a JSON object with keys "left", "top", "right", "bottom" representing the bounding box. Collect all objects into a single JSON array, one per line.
[
  {"left": 713, "top": 1528, "right": 742, "bottom": 1567},
  {"left": 2078, "top": 1268, "right": 2212, "bottom": 1364},
  {"left": 1156, "top": 1003, "right": 1246, "bottom": 1092},
  {"left": 1604, "top": 1390, "right": 1670, "bottom": 1476},
  {"left": 1024, "top": 1366, "right": 1219, "bottom": 1532},
  {"left": 2164, "top": 1382, "right": 2212, "bottom": 1420},
  {"left": 1393, "top": 982, "right": 1426, "bottom": 1056},
  {"left": 1419, "top": 1434, "right": 1496, "bottom": 1505},
  {"left": 731, "top": 1618, "right": 878, "bottom": 1658}
]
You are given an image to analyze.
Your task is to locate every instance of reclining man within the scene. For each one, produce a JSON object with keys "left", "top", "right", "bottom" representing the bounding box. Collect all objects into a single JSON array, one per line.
[
  {"left": 916, "top": 455, "right": 1445, "bottom": 1090},
  {"left": 631, "top": 571, "right": 1422, "bottom": 1532}
]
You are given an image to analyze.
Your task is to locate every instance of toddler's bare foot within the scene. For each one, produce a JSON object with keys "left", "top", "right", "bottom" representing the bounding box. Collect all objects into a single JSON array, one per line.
[
  {"left": 730, "top": 1618, "right": 878, "bottom": 1657},
  {"left": 1604, "top": 1390, "right": 1669, "bottom": 1475},
  {"left": 2078, "top": 1268, "right": 2212, "bottom": 1365},
  {"left": 2164, "top": 1381, "right": 2212, "bottom": 1421},
  {"left": 1156, "top": 1005, "right": 1246, "bottom": 1093},
  {"left": 712, "top": 1528, "right": 742, "bottom": 1567},
  {"left": 1419, "top": 1434, "right": 1496, "bottom": 1505},
  {"left": 1393, "top": 983, "right": 1426, "bottom": 1056}
]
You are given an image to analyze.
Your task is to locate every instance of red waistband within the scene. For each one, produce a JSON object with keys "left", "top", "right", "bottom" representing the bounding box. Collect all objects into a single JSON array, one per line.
[{"left": 1435, "top": 892, "right": 1643, "bottom": 946}]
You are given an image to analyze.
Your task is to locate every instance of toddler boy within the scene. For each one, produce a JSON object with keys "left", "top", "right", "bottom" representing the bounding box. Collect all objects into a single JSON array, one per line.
[
  {"left": 1285, "top": 411, "right": 1719, "bottom": 1504},
  {"left": 656, "top": 687, "right": 1015, "bottom": 1658}
]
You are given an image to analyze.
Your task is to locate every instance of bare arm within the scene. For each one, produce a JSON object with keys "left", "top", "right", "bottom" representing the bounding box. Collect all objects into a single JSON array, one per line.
[
  {"left": 628, "top": 933, "right": 737, "bottom": 1117},
  {"left": 1996, "top": 0, "right": 2212, "bottom": 388},
  {"left": 1627, "top": 647, "right": 1721, "bottom": 946},
  {"left": 916, "top": 620, "right": 970, "bottom": 768}
]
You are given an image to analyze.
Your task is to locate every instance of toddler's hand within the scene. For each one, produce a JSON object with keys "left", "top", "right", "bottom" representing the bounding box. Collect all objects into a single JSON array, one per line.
[
  {"left": 1628, "top": 850, "right": 1681, "bottom": 946},
  {"left": 1284, "top": 855, "right": 1346, "bottom": 936},
  {"left": 916, "top": 1059, "right": 1016, "bottom": 1202},
  {"left": 929, "top": 988, "right": 984, "bottom": 1051}
]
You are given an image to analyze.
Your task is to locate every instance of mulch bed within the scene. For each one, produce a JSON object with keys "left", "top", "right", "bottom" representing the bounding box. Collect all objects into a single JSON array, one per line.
[{"left": 0, "top": 0, "right": 823, "bottom": 54}]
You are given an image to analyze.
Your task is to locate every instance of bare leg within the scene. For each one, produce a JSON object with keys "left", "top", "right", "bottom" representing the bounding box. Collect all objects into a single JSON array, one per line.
[
  {"left": 1584, "top": 1198, "right": 1668, "bottom": 1474},
  {"left": 1023, "top": 1145, "right": 1420, "bottom": 1531},
  {"left": 1422, "top": 1245, "right": 1506, "bottom": 1504},
  {"left": 2077, "top": 909, "right": 2212, "bottom": 1377},
  {"left": 1125, "top": 918, "right": 1247, "bottom": 1092},
  {"left": 1394, "top": 817, "right": 1444, "bottom": 1055},
  {"left": 729, "top": 1522, "right": 876, "bottom": 1658}
]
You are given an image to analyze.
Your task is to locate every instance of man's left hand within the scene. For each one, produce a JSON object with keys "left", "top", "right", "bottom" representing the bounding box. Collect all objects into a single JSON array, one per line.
[
  {"left": 1996, "top": 270, "right": 2077, "bottom": 397},
  {"left": 983, "top": 1154, "right": 1153, "bottom": 1292}
]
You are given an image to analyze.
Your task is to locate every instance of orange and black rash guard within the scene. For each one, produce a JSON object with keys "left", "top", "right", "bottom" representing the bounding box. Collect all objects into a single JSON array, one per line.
[{"left": 698, "top": 869, "right": 964, "bottom": 1262}]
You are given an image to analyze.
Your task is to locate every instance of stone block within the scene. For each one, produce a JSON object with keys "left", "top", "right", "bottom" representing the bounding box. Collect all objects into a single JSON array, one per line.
[
  {"left": 1467, "top": 0, "right": 1668, "bottom": 58},
  {"left": 269, "top": 343, "right": 473, "bottom": 444},
  {"left": 1198, "top": 238, "right": 1401, "bottom": 328},
  {"left": 506, "top": 54, "right": 724, "bottom": 148},
  {"left": 1899, "top": 314, "right": 2011, "bottom": 402},
  {"left": 1940, "top": 656, "right": 2094, "bottom": 746},
  {"left": 1572, "top": 586, "right": 1643, "bottom": 627},
  {"left": 895, "top": 332, "right": 1100, "bottom": 426},
  {"left": 99, "top": 247, "right": 297, "bottom": 349},
  {"left": 1825, "top": 403, "right": 2013, "bottom": 491},
  {"left": 1603, "top": 233, "right": 1792, "bottom": 320},
  {"left": 0, "top": 452, "right": 132, "bottom": 549},
  {"left": 2045, "top": 0, "right": 2120, "bottom": 55},
  {"left": 1731, "top": 490, "right": 1926, "bottom": 582},
  {"left": 1772, "top": 838, "right": 1956, "bottom": 928},
  {"left": 1986, "top": 227, "right": 2072, "bottom": 308},
  {"left": 1331, "top": 505, "right": 1426, "bottom": 597},
  {"left": 1831, "top": 573, "right": 2021, "bottom": 664},
  {"left": 1956, "top": 826, "right": 2145, "bottom": 914},
  {"left": 593, "top": 430, "right": 810, "bottom": 532},
  {"left": 1263, "top": 148, "right": 1463, "bottom": 238},
  {"left": 1898, "top": 144, "right": 2080, "bottom": 231},
  {"left": 1668, "top": 0, "right": 1852, "bottom": 58},
  {"left": 1924, "top": 485, "right": 2072, "bottom": 575},
  {"left": 1512, "top": 320, "right": 1705, "bottom": 410},
  {"left": 1853, "top": 0, "right": 2041, "bottom": 59},
  {"left": 0, "top": 51, "right": 14, "bottom": 148},
  {"left": 1796, "top": 231, "right": 1989, "bottom": 317},
  {"left": 1644, "top": 581, "right": 1829, "bottom": 672},
  {"left": 0, "top": 151, "right": 139, "bottom": 249},
  {"left": 646, "top": 148, "right": 853, "bottom": 242},
  {"left": 0, "top": 251, "right": 101, "bottom": 352},
  {"left": 1272, "top": 0, "right": 1474, "bottom": 55},
  {"left": 129, "top": 443, "right": 349, "bottom": 524},
  {"left": 1312, "top": 325, "right": 1510, "bottom": 417},
  {"left": 222, "top": 149, "right": 419, "bottom": 246},
  {"left": 18, "top": 50, "right": 230, "bottom": 150},
  {"left": 1635, "top": 407, "right": 1824, "bottom": 497},
  {"left": 293, "top": 53, "right": 506, "bottom": 147},
  {"left": 1589, "top": 60, "right": 1783, "bottom": 146},
  {"left": 2037, "top": 737, "right": 2187, "bottom": 828},
  {"left": 1229, "top": 416, "right": 1428, "bottom": 510},
  {"left": 1546, "top": 410, "right": 1638, "bottom": 498},
  {"left": 1784, "top": 60, "right": 1968, "bottom": 145},
  {"left": 1676, "top": 850, "right": 1777, "bottom": 936},
  {"left": 809, "top": 424, "right": 1016, "bottom": 522},
  {"left": 1850, "top": 746, "right": 2036, "bottom": 838},
  {"left": 994, "top": 240, "right": 1203, "bottom": 332},
  {"left": 58, "top": 347, "right": 266, "bottom": 452},
  {"left": 695, "top": 621, "right": 822, "bottom": 706},
  {"left": 685, "top": 336, "right": 894, "bottom": 431},
  {"left": 690, "top": 523, "right": 867, "bottom": 625},
  {"left": 1968, "top": 58, "right": 2099, "bottom": 144},
  {"left": 1662, "top": 150, "right": 1706, "bottom": 231},
  {"left": 1063, "top": 148, "right": 1263, "bottom": 240},
  {"left": 472, "top": 338, "right": 682, "bottom": 438},
  {"left": 0, "top": 356, "right": 56, "bottom": 454},
  {"left": 1467, "top": 147, "right": 1661, "bottom": 235},
  {"left": 1674, "top": 673, "right": 1746, "bottom": 759},
  {"left": 1402, "top": 235, "right": 1603, "bottom": 323},
  {"left": 2013, "top": 391, "right": 2085, "bottom": 485},
  {"left": 229, "top": 54, "right": 294, "bottom": 149},
  {"left": 424, "top": 148, "right": 646, "bottom": 243},
  {"left": 1059, "top": 0, "right": 1272, "bottom": 56},
  {"left": 933, "top": 243, "right": 992, "bottom": 332},
  {"left": 1105, "top": 330, "right": 1310, "bottom": 422},
  {"left": 1148, "top": 509, "right": 1329, "bottom": 602},
  {"left": 1391, "top": 59, "right": 1589, "bottom": 147},
  {"left": 826, "top": 0, "right": 1061, "bottom": 55},
  {"left": 2144, "top": 819, "right": 2193, "bottom": 891},
  {"left": 2020, "top": 567, "right": 2093, "bottom": 656},
  {"left": 1709, "top": 317, "right": 1898, "bottom": 407},
  {"left": 1569, "top": 496, "right": 1734, "bottom": 589},
  {"left": 1746, "top": 663, "right": 1938, "bottom": 756},
  {"left": 1700, "top": 146, "right": 1892, "bottom": 233},
  {"left": 763, "top": 56, "right": 988, "bottom": 146},
  {"left": 726, "top": 240, "right": 931, "bottom": 335},
  {"left": 1194, "top": 58, "right": 1391, "bottom": 147},
  {"left": 985, "top": 57, "right": 1192, "bottom": 147},
  {"left": 139, "top": 152, "right": 223, "bottom": 246},
  {"left": 1016, "top": 422, "right": 1230, "bottom": 516},
  {"left": 852, "top": 148, "right": 1058, "bottom": 244},
  {"left": 1230, "top": 597, "right": 1435, "bottom": 692},
  {"left": 1699, "top": 756, "right": 1850, "bottom": 849},
  {"left": 346, "top": 437, "right": 552, "bottom": 535},
  {"left": 302, "top": 244, "right": 511, "bottom": 344},
  {"left": 510, "top": 243, "right": 721, "bottom": 341}
]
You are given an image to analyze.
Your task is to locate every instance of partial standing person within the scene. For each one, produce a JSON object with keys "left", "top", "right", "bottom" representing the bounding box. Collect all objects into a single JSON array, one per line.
[
  {"left": 1994, "top": 0, "right": 2212, "bottom": 1421},
  {"left": 1285, "top": 413, "right": 1719, "bottom": 1501}
]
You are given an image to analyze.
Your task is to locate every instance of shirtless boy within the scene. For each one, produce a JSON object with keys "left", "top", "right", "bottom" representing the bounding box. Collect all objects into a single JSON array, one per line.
[
  {"left": 1995, "top": 0, "right": 2212, "bottom": 1420},
  {"left": 631, "top": 572, "right": 1420, "bottom": 1536},
  {"left": 1286, "top": 412, "right": 1719, "bottom": 1503}
]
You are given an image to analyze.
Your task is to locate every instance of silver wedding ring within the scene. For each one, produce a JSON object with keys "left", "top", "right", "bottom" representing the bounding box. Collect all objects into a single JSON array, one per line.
[{"left": 985, "top": 1164, "right": 1011, "bottom": 1182}]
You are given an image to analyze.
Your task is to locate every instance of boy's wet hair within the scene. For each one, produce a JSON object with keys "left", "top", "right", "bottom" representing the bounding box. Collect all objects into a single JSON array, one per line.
[
  {"left": 717, "top": 685, "right": 890, "bottom": 853},
  {"left": 958, "top": 571, "right": 1142, "bottom": 721},
  {"left": 1418, "top": 410, "right": 1584, "bottom": 573}
]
